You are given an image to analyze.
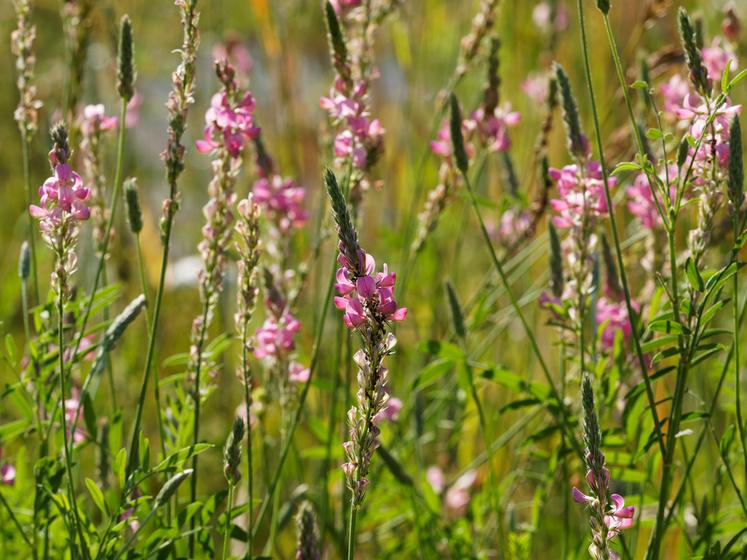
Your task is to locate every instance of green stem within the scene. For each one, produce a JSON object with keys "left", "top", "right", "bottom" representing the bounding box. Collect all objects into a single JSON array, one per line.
[
  {"left": 733, "top": 219, "right": 747, "bottom": 486},
  {"left": 66, "top": 97, "right": 129, "bottom": 388},
  {"left": 346, "top": 499, "right": 357, "bottom": 560},
  {"left": 111, "top": 507, "right": 157, "bottom": 560},
  {"left": 581, "top": 4, "right": 666, "bottom": 457},
  {"left": 250, "top": 253, "right": 336, "bottom": 540},
  {"left": 223, "top": 484, "right": 235, "bottom": 560},
  {"left": 0, "top": 490, "right": 34, "bottom": 553},
  {"left": 457, "top": 168, "right": 583, "bottom": 460},
  {"left": 21, "top": 136, "right": 40, "bottom": 304},
  {"left": 58, "top": 287, "right": 89, "bottom": 560},
  {"left": 242, "top": 334, "right": 254, "bottom": 560}
]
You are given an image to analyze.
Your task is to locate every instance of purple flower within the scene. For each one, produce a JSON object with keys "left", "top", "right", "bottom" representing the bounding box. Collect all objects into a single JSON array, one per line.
[
  {"left": 604, "top": 494, "right": 635, "bottom": 539},
  {"left": 252, "top": 174, "right": 308, "bottom": 231},
  {"left": 702, "top": 38, "right": 738, "bottom": 82},
  {"left": 466, "top": 103, "right": 520, "bottom": 152},
  {"left": 0, "top": 448, "right": 15, "bottom": 486},
  {"left": 596, "top": 297, "right": 634, "bottom": 351},
  {"left": 549, "top": 161, "right": 614, "bottom": 229},
  {"left": 626, "top": 168, "right": 677, "bottom": 229},
  {"left": 254, "top": 311, "right": 301, "bottom": 359},
  {"left": 30, "top": 161, "right": 91, "bottom": 227},
  {"left": 195, "top": 91, "right": 259, "bottom": 157},
  {"left": 334, "top": 253, "right": 407, "bottom": 329},
  {"left": 80, "top": 104, "right": 118, "bottom": 135}
]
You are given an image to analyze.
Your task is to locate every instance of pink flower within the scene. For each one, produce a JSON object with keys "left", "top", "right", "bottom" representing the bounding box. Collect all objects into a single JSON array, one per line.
[
  {"left": 0, "top": 449, "right": 15, "bottom": 486},
  {"left": 626, "top": 167, "right": 677, "bottom": 229},
  {"left": 288, "top": 361, "right": 310, "bottom": 384},
  {"left": 596, "top": 297, "right": 634, "bottom": 350},
  {"left": 195, "top": 91, "right": 259, "bottom": 157},
  {"left": 64, "top": 387, "right": 86, "bottom": 445},
  {"left": 549, "top": 161, "right": 614, "bottom": 229},
  {"left": 321, "top": 79, "right": 384, "bottom": 171},
  {"left": 80, "top": 104, "right": 118, "bottom": 134},
  {"left": 467, "top": 103, "right": 520, "bottom": 152},
  {"left": 30, "top": 162, "right": 91, "bottom": 227},
  {"left": 334, "top": 253, "right": 407, "bottom": 330},
  {"left": 426, "top": 466, "right": 445, "bottom": 494},
  {"left": 252, "top": 175, "right": 308, "bottom": 231},
  {"left": 445, "top": 470, "right": 477, "bottom": 515},
  {"left": 522, "top": 73, "right": 549, "bottom": 104},
  {"left": 125, "top": 93, "right": 143, "bottom": 128},
  {"left": 702, "top": 38, "right": 737, "bottom": 82},
  {"left": 660, "top": 74, "right": 691, "bottom": 116},
  {"left": 604, "top": 494, "right": 635, "bottom": 539},
  {"left": 253, "top": 311, "right": 301, "bottom": 359},
  {"left": 373, "top": 395, "right": 402, "bottom": 423}
]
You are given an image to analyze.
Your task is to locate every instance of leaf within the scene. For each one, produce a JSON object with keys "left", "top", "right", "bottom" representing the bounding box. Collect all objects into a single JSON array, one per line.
[
  {"left": 85, "top": 478, "right": 109, "bottom": 515},
  {"left": 114, "top": 448, "right": 127, "bottom": 488},
  {"left": 152, "top": 443, "right": 214, "bottom": 473},
  {"left": 721, "top": 424, "right": 736, "bottom": 456},
  {"left": 412, "top": 358, "right": 453, "bottom": 390},
  {"left": 685, "top": 257, "right": 704, "bottom": 292},
  {"left": 647, "top": 319, "right": 688, "bottom": 335},
  {"left": 612, "top": 162, "right": 642, "bottom": 175},
  {"left": 4, "top": 334, "right": 17, "bottom": 365},
  {"left": 646, "top": 128, "right": 663, "bottom": 140},
  {"left": 728, "top": 68, "right": 747, "bottom": 90},
  {"left": 631, "top": 80, "right": 649, "bottom": 90},
  {"left": 640, "top": 335, "right": 679, "bottom": 353}
]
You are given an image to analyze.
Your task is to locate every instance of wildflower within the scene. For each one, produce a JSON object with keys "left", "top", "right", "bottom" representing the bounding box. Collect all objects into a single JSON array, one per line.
[
  {"left": 373, "top": 394, "right": 402, "bottom": 423},
  {"left": 549, "top": 161, "right": 614, "bottom": 229},
  {"left": 0, "top": 450, "right": 15, "bottom": 486},
  {"left": 701, "top": 38, "right": 737, "bottom": 83},
  {"left": 195, "top": 89, "right": 259, "bottom": 157},
  {"left": 80, "top": 104, "right": 118, "bottom": 134},
  {"left": 125, "top": 92, "right": 142, "bottom": 128},
  {"left": 522, "top": 73, "right": 549, "bottom": 104},
  {"left": 426, "top": 466, "right": 445, "bottom": 494},
  {"left": 212, "top": 36, "right": 252, "bottom": 81},
  {"left": 596, "top": 297, "right": 633, "bottom": 351},
  {"left": 326, "top": 169, "right": 406, "bottom": 506},
  {"left": 660, "top": 74, "right": 691, "bottom": 117},
  {"left": 334, "top": 254, "right": 407, "bottom": 329},
  {"left": 252, "top": 174, "right": 308, "bottom": 232},
  {"left": 12, "top": 0, "right": 43, "bottom": 139},
  {"left": 445, "top": 470, "right": 477, "bottom": 516},
  {"left": 64, "top": 387, "right": 86, "bottom": 445},
  {"left": 573, "top": 376, "right": 634, "bottom": 559},
  {"left": 254, "top": 311, "right": 301, "bottom": 359},
  {"left": 466, "top": 103, "right": 520, "bottom": 152}
]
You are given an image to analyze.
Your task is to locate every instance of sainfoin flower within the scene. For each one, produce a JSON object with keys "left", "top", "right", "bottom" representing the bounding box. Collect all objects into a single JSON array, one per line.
[
  {"left": 64, "top": 387, "right": 86, "bottom": 445},
  {"left": 195, "top": 90, "right": 259, "bottom": 157},
  {"left": 626, "top": 169, "right": 677, "bottom": 229},
  {"left": 466, "top": 103, "right": 520, "bottom": 152},
  {"left": 252, "top": 174, "right": 308, "bottom": 231},
  {"left": 30, "top": 161, "right": 91, "bottom": 227},
  {"left": 334, "top": 253, "right": 407, "bottom": 329},
  {"left": 549, "top": 161, "right": 614, "bottom": 229},
  {"left": 596, "top": 297, "right": 634, "bottom": 351},
  {"left": 0, "top": 449, "right": 15, "bottom": 486}
]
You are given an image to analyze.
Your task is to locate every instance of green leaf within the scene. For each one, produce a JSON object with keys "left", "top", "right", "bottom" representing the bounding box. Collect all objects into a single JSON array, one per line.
[
  {"left": 412, "top": 358, "right": 453, "bottom": 390},
  {"left": 647, "top": 319, "right": 688, "bottom": 335},
  {"left": 631, "top": 80, "right": 649, "bottom": 90},
  {"left": 152, "top": 443, "right": 214, "bottom": 473},
  {"left": 646, "top": 128, "right": 663, "bottom": 140},
  {"left": 685, "top": 257, "right": 704, "bottom": 291},
  {"left": 114, "top": 448, "right": 127, "bottom": 488},
  {"left": 612, "top": 162, "right": 642, "bottom": 175},
  {"left": 85, "top": 478, "right": 109, "bottom": 515},
  {"left": 728, "top": 68, "right": 747, "bottom": 90},
  {"left": 640, "top": 335, "right": 679, "bottom": 353},
  {"left": 721, "top": 424, "right": 736, "bottom": 456}
]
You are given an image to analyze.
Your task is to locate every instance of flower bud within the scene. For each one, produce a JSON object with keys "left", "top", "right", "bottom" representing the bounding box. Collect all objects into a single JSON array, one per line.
[{"left": 117, "top": 15, "right": 135, "bottom": 101}]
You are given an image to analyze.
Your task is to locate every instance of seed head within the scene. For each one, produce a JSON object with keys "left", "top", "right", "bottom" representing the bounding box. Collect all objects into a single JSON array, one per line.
[{"left": 117, "top": 15, "right": 135, "bottom": 102}]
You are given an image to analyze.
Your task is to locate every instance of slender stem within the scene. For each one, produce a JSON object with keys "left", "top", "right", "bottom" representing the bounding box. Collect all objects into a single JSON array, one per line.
[
  {"left": 457, "top": 168, "right": 583, "bottom": 459},
  {"left": 66, "top": 98, "right": 129, "bottom": 385},
  {"left": 0, "top": 490, "right": 34, "bottom": 553},
  {"left": 581, "top": 4, "right": 666, "bottom": 457},
  {"left": 250, "top": 254, "right": 336, "bottom": 539},
  {"left": 222, "top": 484, "right": 235, "bottom": 560},
  {"left": 111, "top": 507, "right": 157, "bottom": 560},
  {"left": 346, "top": 498, "right": 357, "bottom": 560},
  {"left": 21, "top": 136, "right": 40, "bottom": 304},
  {"left": 733, "top": 218, "right": 747, "bottom": 485},
  {"left": 58, "top": 287, "right": 89, "bottom": 560},
  {"left": 241, "top": 328, "right": 254, "bottom": 560}
]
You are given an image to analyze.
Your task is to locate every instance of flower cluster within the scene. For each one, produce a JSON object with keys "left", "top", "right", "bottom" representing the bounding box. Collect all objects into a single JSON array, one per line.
[
  {"left": 30, "top": 125, "right": 90, "bottom": 299},
  {"left": 252, "top": 174, "right": 308, "bottom": 232},
  {"left": 79, "top": 104, "right": 118, "bottom": 252},
  {"left": 64, "top": 387, "right": 86, "bottom": 445},
  {"left": 573, "top": 376, "right": 635, "bottom": 559},
  {"left": 321, "top": 79, "right": 385, "bottom": 173},
  {"left": 326, "top": 169, "right": 406, "bottom": 506},
  {"left": 334, "top": 252, "right": 407, "bottom": 329},
  {"left": 595, "top": 297, "right": 633, "bottom": 352},
  {"left": 12, "top": 0, "right": 42, "bottom": 139},
  {"left": 254, "top": 310, "right": 309, "bottom": 384},
  {"left": 427, "top": 467, "right": 478, "bottom": 516},
  {"left": 195, "top": 88, "right": 259, "bottom": 157},
  {"left": 549, "top": 161, "right": 613, "bottom": 229}
]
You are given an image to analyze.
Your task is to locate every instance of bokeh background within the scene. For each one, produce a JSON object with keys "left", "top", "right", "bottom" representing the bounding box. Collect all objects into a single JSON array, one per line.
[{"left": 1, "top": 0, "right": 746, "bottom": 557}]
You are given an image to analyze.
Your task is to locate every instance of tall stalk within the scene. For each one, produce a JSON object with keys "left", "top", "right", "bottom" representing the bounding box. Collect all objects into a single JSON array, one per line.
[{"left": 577, "top": 0, "right": 666, "bottom": 458}]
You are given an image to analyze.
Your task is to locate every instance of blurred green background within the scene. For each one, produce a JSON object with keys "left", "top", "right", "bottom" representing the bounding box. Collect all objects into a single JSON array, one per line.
[{"left": 1, "top": 0, "right": 745, "bottom": 557}]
